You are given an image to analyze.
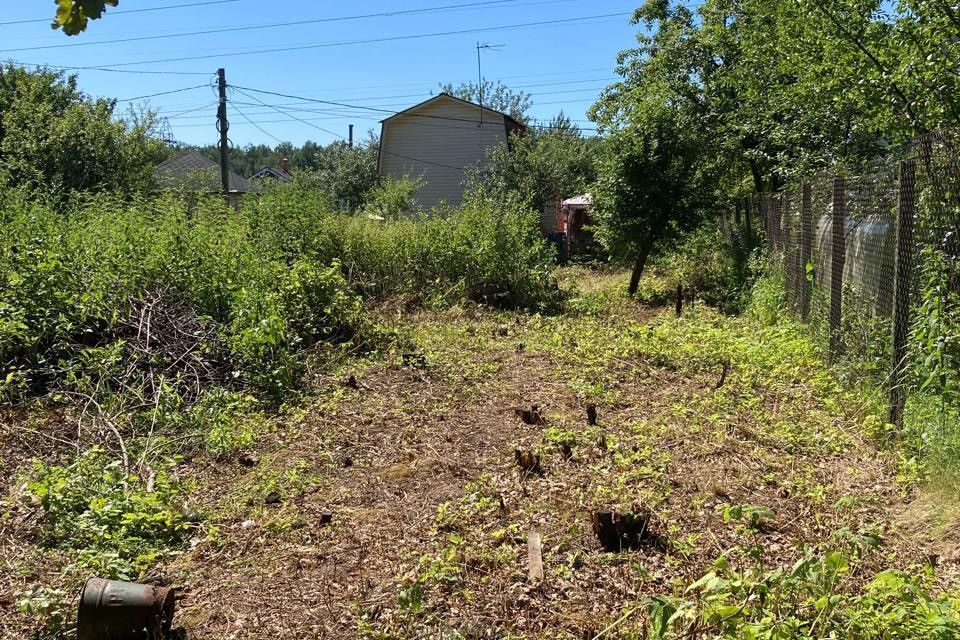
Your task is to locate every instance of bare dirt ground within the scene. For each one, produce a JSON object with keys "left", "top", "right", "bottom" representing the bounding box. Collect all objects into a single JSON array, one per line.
[{"left": 1, "top": 269, "right": 953, "bottom": 639}]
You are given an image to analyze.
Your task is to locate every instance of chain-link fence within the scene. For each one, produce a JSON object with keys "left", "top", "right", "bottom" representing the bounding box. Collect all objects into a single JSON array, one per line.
[{"left": 738, "top": 133, "right": 960, "bottom": 438}]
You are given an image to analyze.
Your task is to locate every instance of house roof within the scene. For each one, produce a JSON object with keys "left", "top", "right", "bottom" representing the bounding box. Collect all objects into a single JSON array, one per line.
[
  {"left": 379, "top": 93, "right": 525, "bottom": 131},
  {"left": 154, "top": 149, "right": 250, "bottom": 193},
  {"left": 562, "top": 193, "right": 593, "bottom": 207},
  {"left": 250, "top": 166, "right": 293, "bottom": 182}
]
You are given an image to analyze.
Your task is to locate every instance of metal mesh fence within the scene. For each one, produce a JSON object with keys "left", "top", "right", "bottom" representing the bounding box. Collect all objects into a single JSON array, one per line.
[{"left": 742, "top": 133, "right": 960, "bottom": 435}]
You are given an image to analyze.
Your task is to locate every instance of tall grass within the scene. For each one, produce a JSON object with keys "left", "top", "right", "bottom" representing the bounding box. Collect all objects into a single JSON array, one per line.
[
  {"left": 250, "top": 184, "right": 560, "bottom": 309},
  {"left": 0, "top": 184, "right": 559, "bottom": 402}
]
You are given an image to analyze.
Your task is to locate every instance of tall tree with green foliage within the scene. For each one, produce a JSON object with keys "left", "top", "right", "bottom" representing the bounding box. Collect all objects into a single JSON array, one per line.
[
  {"left": 0, "top": 65, "right": 166, "bottom": 196},
  {"left": 289, "top": 135, "right": 380, "bottom": 211},
  {"left": 467, "top": 113, "right": 596, "bottom": 213},
  {"left": 592, "top": 98, "right": 709, "bottom": 296},
  {"left": 438, "top": 80, "right": 532, "bottom": 122},
  {"left": 599, "top": 0, "right": 960, "bottom": 197}
]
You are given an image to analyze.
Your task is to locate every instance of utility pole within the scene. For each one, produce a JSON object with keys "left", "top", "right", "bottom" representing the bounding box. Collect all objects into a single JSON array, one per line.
[
  {"left": 348, "top": 124, "right": 354, "bottom": 148},
  {"left": 216, "top": 68, "right": 230, "bottom": 195}
]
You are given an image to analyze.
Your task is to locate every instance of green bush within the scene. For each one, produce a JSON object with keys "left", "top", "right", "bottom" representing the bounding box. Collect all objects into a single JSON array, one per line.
[
  {"left": 187, "top": 388, "right": 262, "bottom": 459},
  {"left": 26, "top": 447, "right": 189, "bottom": 579},
  {"left": 655, "top": 223, "right": 755, "bottom": 313},
  {"left": 649, "top": 527, "right": 960, "bottom": 639},
  {"left": 1, "top": 184, "right": 558, "bottom": 405},
  {"left": 248, "top": 185, "right": 561, "bottom": 310},
  {"left": 229, "top": 258, "right": 366, "bottom": 397},
  {"left": 0, "top": 189, "right": 366, "bottom": 401}
]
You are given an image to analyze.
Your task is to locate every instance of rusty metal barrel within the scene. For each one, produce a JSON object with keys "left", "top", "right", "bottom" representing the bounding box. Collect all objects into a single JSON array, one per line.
[{"left": 77, "top": 577, "right": 175, "bottom": 640}]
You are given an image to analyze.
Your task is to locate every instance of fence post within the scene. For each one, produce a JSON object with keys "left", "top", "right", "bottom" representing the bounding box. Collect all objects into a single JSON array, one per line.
[
  {"left": 770, "top": 193, "right": 783, "bottom": 253},
  {"left": 800, "top": 183, "right": 813, "bottom": 321},
  {"left": 758, "top": 193, "right": 777, "bottom": 256},
  {"left": 782, "top": 191, "right": 796, "bottom": 306},
  {"left": 888, "top": 160, "right": 917, "bottom": 429},
  {"left": 781, "top": 192, "right": 790, "bottom": 272},
  {"left": 829, "top": 176, "right": 846, "bottom": 361}
]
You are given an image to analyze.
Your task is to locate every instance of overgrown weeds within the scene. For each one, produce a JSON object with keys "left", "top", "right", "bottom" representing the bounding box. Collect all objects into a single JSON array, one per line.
[
  {"left": 648, "top": 526, "right": 960, "bottom": 639},
  {"left": 0, "top": 182, "right": 559, "bottom": 588},
  {"left": 25, "top": 447, "right": 190, "bottom": 579}
]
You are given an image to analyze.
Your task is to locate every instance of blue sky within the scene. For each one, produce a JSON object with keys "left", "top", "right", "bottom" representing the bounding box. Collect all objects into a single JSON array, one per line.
[{"left": 0, "top": 1, "right": 641, "bottom": 147}]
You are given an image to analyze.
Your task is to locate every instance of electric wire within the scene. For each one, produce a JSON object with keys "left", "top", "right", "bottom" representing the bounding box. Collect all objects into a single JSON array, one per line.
[
  {"left": 231, "top": 102, "right": 285, "bottom": 144},
  {"left": 231, "top": 87, "right": 346, "bottom": 139},
  {"left": 6, "top": 59, "right": 211, "bottom": 76},
  {"left": 164, "top": 102, "right": 218, "bottom": 119},
  {"left": 0, "top": 0, "right": 548, "bottom": 53},
  {"left": 115, "top": 83, "right": 210, "bottom": 102},
  {"left": 231, "top": 84, "right": 602, "bottom": 130},
  {"left": 51, "top": 12, "right": 631, "bottom": 69},
  {"left": 0, "top": 0, "right": 243, "bottom": 27}
]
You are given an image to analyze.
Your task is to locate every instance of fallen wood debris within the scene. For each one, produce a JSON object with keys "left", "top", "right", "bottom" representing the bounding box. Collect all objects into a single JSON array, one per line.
[{"left": 527, "top": 532, "right": 544, "bottom": 583}]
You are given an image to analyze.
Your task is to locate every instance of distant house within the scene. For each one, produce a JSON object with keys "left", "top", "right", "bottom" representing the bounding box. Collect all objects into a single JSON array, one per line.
[
  {"left": 561, "top": 194, "right": 595, "bottom": 254},
  {"left": 249, "top": 158, "right": 293, "bottom": 183},
  {"left": 154, "top": 149, "right": 250, "bottom": 194},
  {"left": 377, "top": 93, "right": 525, "bottom": 210}
]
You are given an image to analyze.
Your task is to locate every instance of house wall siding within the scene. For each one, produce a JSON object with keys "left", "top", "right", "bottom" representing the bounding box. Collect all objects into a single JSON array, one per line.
[{"left": 379, "top": 98, "right": 509, "bottom": 210}]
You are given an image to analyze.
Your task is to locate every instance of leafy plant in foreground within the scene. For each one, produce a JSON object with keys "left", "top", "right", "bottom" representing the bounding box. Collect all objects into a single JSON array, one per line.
[
  {"left": 648, "top": 526, "right": 960, "bottom": 639},
  {"left": 26, "top": 447, "right": 190, "bottom": 579}
]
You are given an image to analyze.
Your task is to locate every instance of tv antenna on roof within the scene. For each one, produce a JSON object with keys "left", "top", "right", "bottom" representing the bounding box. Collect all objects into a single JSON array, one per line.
[{"left": 476, "top": 41, "right": 504, "bottom": 126}]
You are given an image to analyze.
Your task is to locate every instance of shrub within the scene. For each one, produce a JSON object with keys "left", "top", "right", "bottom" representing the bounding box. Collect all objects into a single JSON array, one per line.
[
  {"left": 187, "top": 388, "right": 262, "bottom": 459},
  {"left": 26, "top": 447, "right": 189, "bottom": 579},
  {"left": 656, "top": 224, "right": 755, "bottom": 313},
  {"left": 2, "top": 184, "right": 559, "bottom": 406},
  {"left": 248, "top": 186, "right": 561, "bottom": 310},
  {"left": 229, "top": 259, "right": 366, "bottom": 397},
  {"left": 649, "top": 527, "right": 960, "bottom": 639},
  {"left": 362, "top": 176, "right": 424, "bottom": 219}
]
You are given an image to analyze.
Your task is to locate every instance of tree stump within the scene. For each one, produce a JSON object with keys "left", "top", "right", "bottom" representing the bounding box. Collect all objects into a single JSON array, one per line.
[
  {"left": 591, "top": 509, "right": 653, "bottom": 552},
  {"left": 586, "top": 404, "right": 598, "bottom": 426}
]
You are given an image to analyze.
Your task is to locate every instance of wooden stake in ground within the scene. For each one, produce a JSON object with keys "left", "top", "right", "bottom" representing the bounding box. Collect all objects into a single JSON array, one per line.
[{"left": 527, "top": 532, "right": 544, "bottom": 583}]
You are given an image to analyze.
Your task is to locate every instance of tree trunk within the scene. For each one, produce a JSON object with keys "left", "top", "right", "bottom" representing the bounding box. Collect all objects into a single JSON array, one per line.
[
  {"left": 749, "top": 160, "right": 765, "bottom": 194},
  {"left": 627, "top": 235, "right": 654, "bottom": 297}
]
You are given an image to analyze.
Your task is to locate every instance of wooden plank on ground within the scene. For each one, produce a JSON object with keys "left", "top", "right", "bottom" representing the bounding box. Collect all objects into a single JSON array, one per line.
[{"left": 527, "top": 531, "right": 544, "bottom": 583}]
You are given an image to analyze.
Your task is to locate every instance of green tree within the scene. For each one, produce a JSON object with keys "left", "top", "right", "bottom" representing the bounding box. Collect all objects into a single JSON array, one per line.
[
  {"left": 52, "top": 0, "right": 118, "bottom": 35},
  {"left": 438, "top": 80, "right": 532, "bottom": 122},
  {"left": 291, "top": 135, "right": 380, "bottom": 211},
  {"left": 467, "top": 113, "right": 597, "bottom": 214},
  {"left": 0, "top": 65, "right": 166, "bottom": 196},
  {"left": 598, "top": 0, "right": 960, "bottom": 197},
  {"left": 592, "top": 100, "right": 709, "bottom": 296}
]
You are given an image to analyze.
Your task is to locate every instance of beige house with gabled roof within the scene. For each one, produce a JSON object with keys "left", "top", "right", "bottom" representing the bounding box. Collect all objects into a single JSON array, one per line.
[{"left": 377, "top": 93, "right": 525, "bottom": 210}]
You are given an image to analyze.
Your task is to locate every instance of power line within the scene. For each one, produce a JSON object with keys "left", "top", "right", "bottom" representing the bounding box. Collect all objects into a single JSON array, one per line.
[
  {"left": 232, "top": 103, "right": 285, "bottom": 144},
  {"left": 229, "top": 91, "right": 471, "bottom": 170},
  {"left": 6, "top": 59, "right": 210, "bottom": 76},
  {"left": 159, "top": 77, "right": 616, "bottom": 115},
  {"left": 0, "top": 0, "right": 531, "bottom": 53},
  {"left": 202, "top": 109, "right": 601, "bottom": 134},
  {"left": 166, "top": 81, "right": 612, "bottom": 121},
  {"left": 0, "top": 0, "right": 243, "bottom": 27},
  {"left": 54, "top": 12, "right": 631, "bottom": 69},
  {"left": 231, "top": 87, "right": 346, "bottom": 139},
  {"left": 164, "top": 102, "right": 218, "bottom": 119},
  {"left": 231, "top": 84, "right": 602, "bottom": 131},
  {"left": 380, "top": 149, "right": 469, "bottom": 171},
  {"left": 211, "top": 65, "right": 615, "bottom": 97},
  {"left": 115, "top": 83, "right": 211, "bottom": 102}
]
